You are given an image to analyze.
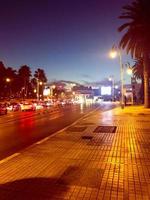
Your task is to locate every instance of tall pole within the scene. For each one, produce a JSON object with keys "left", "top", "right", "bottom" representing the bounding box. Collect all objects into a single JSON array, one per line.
[
  {"left": 109, "top": 76, "right": 115, "bottom": 101},
  {"left": 118, "top": 49, "right": 124, "bottom": 109},
  {"left": 37, "top": 79, "right": 39, "bottom": 101},
  {"left": 37, "top": 71, "right": 39, "bottom": 101},
  {"left": 112, "top": 76, "right": 115, "bottom": 101}
]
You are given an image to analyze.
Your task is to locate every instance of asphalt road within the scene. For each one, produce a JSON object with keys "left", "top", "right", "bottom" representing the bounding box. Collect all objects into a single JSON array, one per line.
[{"left": 0, "top": 102, "right": 117, "bottom": 160}]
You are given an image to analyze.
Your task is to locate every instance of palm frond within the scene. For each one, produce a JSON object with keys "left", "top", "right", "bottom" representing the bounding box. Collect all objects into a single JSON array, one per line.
[{"left": 118, "top": 23, "right": 131, "bottom": 32}]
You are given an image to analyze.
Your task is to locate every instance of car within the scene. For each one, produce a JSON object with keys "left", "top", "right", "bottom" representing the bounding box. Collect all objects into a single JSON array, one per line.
[
  {"left": 20, "top": 103, "right": 35, "bottom": 111},
  {"left": 34, "top": 103, "right": 44, "bottom": 110},
  {"left": 6, "top": 102, "right": 21, "bottom": 111},
  {"left": 11, "top": 102, "right": 21, "bottom": 111},
  {"left": 94, "top": 96, "right": 104, "bottom": 103},
  {"left": 0, "top": 104, "right": 7, "bottom": 115}
]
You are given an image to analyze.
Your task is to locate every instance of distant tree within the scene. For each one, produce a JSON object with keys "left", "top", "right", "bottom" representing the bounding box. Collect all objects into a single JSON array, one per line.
[
  {"left": 0, "top": 61, "right": 6, "bottom": 97},
  {"left": 34, "top": 68, "right": 47, "bottom": 83},
  {"left": 5, "top": 67, "right": 17, "bottom": 97},
  {"left": 29, "top": 78, "right": 37, "bottom": 98},
  {"left": 34, "top": 68, "right": 47, "bottom": 99},
  {"left": 118, "top": 0, "right": 150, "bottom": 108},
  {"left": 0, "top": 61, "right": 6, "bottom": 76},
  {"left": 18, "top": 65, "right": 32, "bottom": 99}
]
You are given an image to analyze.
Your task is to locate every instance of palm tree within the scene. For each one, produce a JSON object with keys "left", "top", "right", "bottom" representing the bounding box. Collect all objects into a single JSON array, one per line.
[
  {"left": 5, "top": 67, "right": 17, "bottom": 97},
  {"left": 132, "top": 58, "right": 145, "bottom": 103},
  {"left": 118, "top": 0, "right": 150, "bottom": 108},
  {"left": 34, "top": 68, "right": 47, "bottom": 99},
  {"left": 132, "top": 58, "right": 144, "bottom": 80},
  {"left": 34, "top": 68, "right": 47, "bottom": 83},
  {"left": 0, "top": 61, "right": 6, "bottom": 97},
  {"left": 18, "top": 65, "right": 32, "bottom": 99}
]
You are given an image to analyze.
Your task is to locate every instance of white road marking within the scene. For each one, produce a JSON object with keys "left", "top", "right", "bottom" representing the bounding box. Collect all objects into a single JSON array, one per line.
[
  {"left": 0, "top": 153, "right": 20, "bottom": 164},
  {"left": 36, "top": 137, "right": 49, "bottom": 144}
]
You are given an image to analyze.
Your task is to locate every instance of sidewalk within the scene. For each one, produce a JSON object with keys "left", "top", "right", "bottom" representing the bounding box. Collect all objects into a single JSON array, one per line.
[{"left": 0, "top": 105, "right": 150, "bottom": 199}]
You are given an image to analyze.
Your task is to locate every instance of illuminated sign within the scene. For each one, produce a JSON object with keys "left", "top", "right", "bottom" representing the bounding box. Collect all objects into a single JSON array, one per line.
[
  {"left": 101, "top": 86, "right": 111, "bottom": 95},
  {"left": 43, "top": 88, "right": 50, "bottom": 96}
]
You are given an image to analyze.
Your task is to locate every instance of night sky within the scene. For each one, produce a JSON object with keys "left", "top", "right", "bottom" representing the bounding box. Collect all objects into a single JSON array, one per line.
[{"left": 0, "top": 0, "right": 132, "bottom": 84}]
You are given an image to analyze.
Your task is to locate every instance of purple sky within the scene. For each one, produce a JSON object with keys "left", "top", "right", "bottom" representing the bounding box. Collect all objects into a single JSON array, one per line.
[{"left": 0, "top": 0, "right": 133, "bottom": 84}]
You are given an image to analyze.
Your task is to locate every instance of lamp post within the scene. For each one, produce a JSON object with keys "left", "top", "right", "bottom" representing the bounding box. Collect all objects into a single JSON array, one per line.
[
  {"left": 119, "top": 50, "right": 124, "bottom": 108},
  {"left": 36, "top": 79, "right": 41, "bottom": 101},
  {"left": 37, "top": 80, "right": 43, "bottom": 101},
  {"left": 108, "top": 76, "right": 115, "bottom": 101},
  {"left": 51, "top": 85, "right": 56, "bottom": 98},
  {"left": 125, "top": 63, "right": 134, "bottom": 104},
  {"left": 109, "top": 47, "right": 124, "bottom": 108},
  {"left": 37, "top": 79, "right": 39, "bottom": 101},
  {"left": 6, "top": 78, "right": 11, "bottom": 98}
]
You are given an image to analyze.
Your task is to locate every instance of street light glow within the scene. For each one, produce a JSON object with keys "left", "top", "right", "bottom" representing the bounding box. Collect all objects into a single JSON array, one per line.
[
  {"left": 109, "top": 50, "right": 117, "bottom": 59},
  {"left": 109, "top": 46, "right": 124, "bottom": 108},
  {"left": 6, "top": 78, "right": 11, "bottom": 82},
  {"left": 126, "top": 67, "right": 132, "bottom": 75}
]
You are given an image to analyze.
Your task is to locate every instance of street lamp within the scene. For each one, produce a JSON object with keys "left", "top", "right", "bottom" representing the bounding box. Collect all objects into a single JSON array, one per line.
[
  {"left": 109, "top": 46, "right": 124, "bottom": 108},
  {"left": 37, "top": 81, "right": 43, "bottom": 101},
  {"left": 108, "top": 76, "right": 115, "bottom": 101},
  {"left": 51, "top": 85, "right": 56, "bottom": 98},
  {"left": 126, "top": 63, "right": 132, "bottom": 75},
  {"left": 6, "top": 78, "right": 11, "bottom": 83},
  {"left": 36, "top": 80, "right": 42, "bottom": 101},
  {"left": 33, "top": 89, "right": 37, "bottom": 93},
  {"left": 6, "top": 78, "right": 11, "bottom": 98},
  {"left": 36, "top": 79, "right": 39, "bottom": 101}
]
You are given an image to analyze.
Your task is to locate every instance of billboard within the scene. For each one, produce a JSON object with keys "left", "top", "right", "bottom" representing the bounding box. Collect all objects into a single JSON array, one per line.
[
  {"left": 101, "top": 86, "right": 111, "bottom": 95},
  {"left": 43, "top": 88, "right": 50, "bottom": 96}
]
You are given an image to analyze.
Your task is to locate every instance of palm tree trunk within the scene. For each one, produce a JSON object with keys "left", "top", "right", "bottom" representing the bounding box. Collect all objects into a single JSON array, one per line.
[
  {"left": 144, "top": 55, "right": 150, "bottom": 108},
  {"left": 141, "top": 77, "right": 144, "bottom": 104}
]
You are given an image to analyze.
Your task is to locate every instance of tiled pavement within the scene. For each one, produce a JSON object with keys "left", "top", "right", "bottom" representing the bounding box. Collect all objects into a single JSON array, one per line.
[{"left": 0, "top": 105, "right": 150, "bottom": 199}]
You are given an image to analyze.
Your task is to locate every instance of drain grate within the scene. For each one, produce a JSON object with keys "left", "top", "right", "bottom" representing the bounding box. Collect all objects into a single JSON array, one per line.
[
  {"left": 93, "top": 126, "right": 117, "bottom": 133},
  {"left": 67, "top": 126, "right": 87, "bottom": 132}
]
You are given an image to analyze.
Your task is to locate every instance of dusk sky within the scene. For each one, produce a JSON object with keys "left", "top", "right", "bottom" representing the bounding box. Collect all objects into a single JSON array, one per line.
[{"left": 0, "top": 0, "right": 133, "bottom": 84}]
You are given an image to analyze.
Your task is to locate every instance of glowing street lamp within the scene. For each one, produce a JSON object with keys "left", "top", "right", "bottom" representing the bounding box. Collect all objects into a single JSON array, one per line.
[
  {"left": 52, "top": 85, "right": 56, "bottom": 89},
  {"left": 51, "top": 85, "right": 56, "bottom": 98},
  {"left": 36, "top": 80, "right": 43, "bottom": 101},
  {"left": 109, "top": 50, "right": 118, "bottom": 59},
  {"left": 5, "top": 78, "right": 11, "bottom": 97},
  {"left": 126, "top": 66, "right": 132, "bottom": 75},
  {"left": 109, "top": 46, "right": 124, "bottom": 108},
  {"left": 6, "top": 78, "right": 11, "bottom": 83},
  {"left": 34, "top": 89, "right": 37, "bottom": 93}
]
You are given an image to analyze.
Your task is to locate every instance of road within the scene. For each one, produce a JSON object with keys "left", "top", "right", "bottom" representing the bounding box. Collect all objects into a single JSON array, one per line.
[{"left": 0, "top": 102, "right": 117, "bottom": 160}]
